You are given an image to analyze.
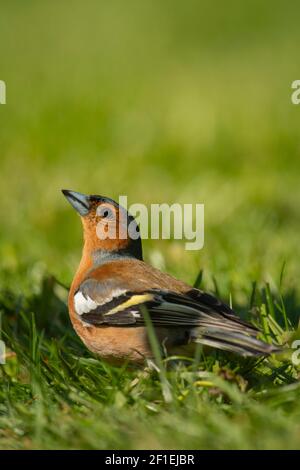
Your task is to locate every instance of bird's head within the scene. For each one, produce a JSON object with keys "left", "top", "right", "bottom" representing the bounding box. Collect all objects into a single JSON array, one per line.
[{"left": 62, "top": 190, "right": 143, "bottom": 261}]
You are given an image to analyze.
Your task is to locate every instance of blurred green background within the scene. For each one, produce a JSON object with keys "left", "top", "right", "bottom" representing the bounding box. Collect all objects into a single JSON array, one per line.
[{"left": 1, "top": 0, "right": 300, "bottom": 300}]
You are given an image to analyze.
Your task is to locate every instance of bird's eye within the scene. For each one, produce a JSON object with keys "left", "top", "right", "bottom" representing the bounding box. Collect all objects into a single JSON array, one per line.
[{"left": 97, "top": 206, "right": 114, "bottom": 220}]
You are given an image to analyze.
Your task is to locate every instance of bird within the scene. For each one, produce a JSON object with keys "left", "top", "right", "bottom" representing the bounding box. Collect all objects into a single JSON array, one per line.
[{"left": 62, "top": 189, "right": 280, "bottom": 366}]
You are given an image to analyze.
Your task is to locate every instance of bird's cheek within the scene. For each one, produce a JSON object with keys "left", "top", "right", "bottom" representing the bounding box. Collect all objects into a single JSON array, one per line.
[{"left": 95, "top": 220, "right": 116, "bottom": 241}]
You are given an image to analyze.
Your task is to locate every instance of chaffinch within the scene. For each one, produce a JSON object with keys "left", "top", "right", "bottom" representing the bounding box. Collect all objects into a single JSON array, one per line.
[{"left": 62, "top": 189, "right": 279, "bottom": 366}]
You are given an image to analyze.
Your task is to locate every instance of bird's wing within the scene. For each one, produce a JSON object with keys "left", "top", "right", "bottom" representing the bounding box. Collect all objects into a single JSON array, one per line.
[
  {"left": 74, "top": 276, "right": 257, "bottom": 335},
  {"left": 72, "top": 260, "right": 280, "bottom": 356},
  {"left": 74, "top": 261, "right": 278, "bottom": 356}
]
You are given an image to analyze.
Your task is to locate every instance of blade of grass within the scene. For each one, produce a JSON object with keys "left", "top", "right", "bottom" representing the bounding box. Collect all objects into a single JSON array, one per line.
[
  {"left": 265, "top": 283, "right": 275, "bottom": 320},
  {"left": 259, "top": 303, "right": 272, "bottom": 344},
  {"left": 193, "top": 269, "right": 203, "bottom": 289},
  {"left": 249, "top": 281, "right": 257, "bottom": 310},
  {"left": 140, "top": 305, "right": 172, "bottom": 403},
  {"left": 212, "top": 276, "right": 220, "bottom": 298}
]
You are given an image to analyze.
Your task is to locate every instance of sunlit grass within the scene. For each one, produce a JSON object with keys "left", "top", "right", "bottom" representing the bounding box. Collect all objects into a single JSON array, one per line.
[{"left": 0, "top": 0, "right": 300, "bottom": 450}]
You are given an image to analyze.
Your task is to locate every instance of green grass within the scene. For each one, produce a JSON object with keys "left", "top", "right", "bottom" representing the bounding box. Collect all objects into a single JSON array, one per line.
[
  {"left": 0, "top": 270, "right": 299, "bottom": 449},
  {"left": 1, "top": 0, "right": 300, "bottom": 449}
]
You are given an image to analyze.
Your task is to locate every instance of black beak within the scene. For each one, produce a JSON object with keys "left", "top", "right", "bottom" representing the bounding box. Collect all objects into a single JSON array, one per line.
[{"left": 62, "top": 189, "right": 90, "bottom": 216}]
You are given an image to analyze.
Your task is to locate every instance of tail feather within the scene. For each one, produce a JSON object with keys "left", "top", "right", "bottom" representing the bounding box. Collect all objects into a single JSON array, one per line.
[{"left": 193, "top": 326, "right": 281, "bottom": 357}]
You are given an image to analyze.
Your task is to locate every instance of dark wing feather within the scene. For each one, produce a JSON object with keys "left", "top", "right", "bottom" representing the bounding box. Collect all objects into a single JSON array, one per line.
[
  {"left": 80, "top": 287, "right": 257, "bottom": 334},
  {"left": 77, "top": 284, "right": 279, "bottom": 356}
]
